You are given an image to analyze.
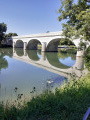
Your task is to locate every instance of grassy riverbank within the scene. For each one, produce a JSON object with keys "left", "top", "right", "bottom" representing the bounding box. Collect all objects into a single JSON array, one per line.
[{"left": 0, "top": 73, "right": 90, "bottom": 120}]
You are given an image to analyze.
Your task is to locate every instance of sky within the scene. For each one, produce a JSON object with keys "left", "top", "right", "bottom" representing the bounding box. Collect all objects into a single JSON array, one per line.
[{"left": 0, "top": 0, "right": 64, "bottom": 35}]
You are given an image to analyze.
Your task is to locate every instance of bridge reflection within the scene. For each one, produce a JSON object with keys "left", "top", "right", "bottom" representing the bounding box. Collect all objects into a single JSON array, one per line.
[
  {"left": 46, "top": 52, "right": 70, "bottom": 69},
  {"left": 27, "top": 50, "right": 40, "bottom": 61},
  {"left": 0, "top": 48, "right": 88, "bottom": 104},
  {"left": 13, "top": 48, "right": 88, "bottom": 79}
]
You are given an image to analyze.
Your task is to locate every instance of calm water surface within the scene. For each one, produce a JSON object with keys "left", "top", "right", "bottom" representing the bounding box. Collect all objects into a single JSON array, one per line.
[{"left": 0, "top": 48, "right": 84, "bottom": 103}]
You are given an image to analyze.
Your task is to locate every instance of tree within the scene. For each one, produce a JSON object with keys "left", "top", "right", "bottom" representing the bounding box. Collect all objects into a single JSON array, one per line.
[
  {"left": 76, "top": 9, "right": 90, "bottom": 41},
  {"left": 58, "top": 0, "right": 90, "bottom": 41},
  {"left": 60, "top": 38, "right": 75, "bottom": 45},
  {"left": 0, "top": 23, "right": 7, "bottom": 44},
  {"left": 5, "top": 32, "right": 18, "bottom": 37}
]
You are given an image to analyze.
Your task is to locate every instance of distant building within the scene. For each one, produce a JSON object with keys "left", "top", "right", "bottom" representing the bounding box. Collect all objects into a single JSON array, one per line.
[{"left": 1, "top": 37, "right": 13, "bottom": 46}]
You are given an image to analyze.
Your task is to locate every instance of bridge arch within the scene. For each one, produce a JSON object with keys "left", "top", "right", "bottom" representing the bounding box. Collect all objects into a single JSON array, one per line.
[
  {"left": 46, "top": 38, "right": 76, "bottom": 52},
  {"left": 46, "top": 38, "right": 60, "bottom": 52},
  {"left": 26, "top": 39, "right": 41, "bottom": 50},
  {"left": 15, "top": 40, "right": 24, "bottom": 48}
]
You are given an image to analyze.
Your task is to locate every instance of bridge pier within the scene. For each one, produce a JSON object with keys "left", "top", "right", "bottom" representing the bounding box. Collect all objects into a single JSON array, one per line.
[
  {"left": 24, "top": 50, "right": 27, "bottom": 56},
  {"left": 74, "top": 56, "right": 84, "bottom": 70},
  {"left": 76, "top": 50, "right": 85, "bottom": 57},
  {"left": 13, "top": 42, "right": 16, "bottom": 48},
  {"left": 41, "top": 52, "right": 46, "bottom": 61},
  {"left": 42, "top": 42, "right": 46, "bottom": 52},
  {"left": 24, "top": 42, "right": 27, "bottom": 50},
  {"left": 13, "top": 42, "right": 16, "bottom": 53},
  {"left": 13, "top": 47, "right": 16, "bottom": 53}
]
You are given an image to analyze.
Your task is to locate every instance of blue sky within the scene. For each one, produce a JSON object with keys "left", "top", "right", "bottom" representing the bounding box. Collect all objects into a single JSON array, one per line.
[{"left": 0, "top": 0, "right": 63, "bottom": 35}]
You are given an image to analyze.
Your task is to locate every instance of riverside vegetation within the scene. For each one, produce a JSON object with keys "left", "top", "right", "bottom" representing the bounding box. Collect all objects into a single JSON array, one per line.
[
  {"left": 0, "top": 48, "right": 90, "bottom": 120},
  {"left": 0, "top": 73, "right": 90, "bottom": 120}
]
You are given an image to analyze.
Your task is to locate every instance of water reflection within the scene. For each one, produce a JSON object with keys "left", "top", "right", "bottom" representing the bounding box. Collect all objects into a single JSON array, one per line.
[
  {"left": 0, "top": 48, "right": 87, "bottom": 103},
  {"left": 13, "top": 48, "right": 77, "bottom": 69},
  {"left": 0, "top": 55, "right": 8, "bottom": 71},
  {"left": 0, "top": 48, "right": 86, "bottom": 73},
  {"left": 15, "top": 48, "right": 24, "bottom": 57},
  {"left": 27, "top": 50, "right": 41, "bottom": 61},
  {"left": 0, "top": 48, "right": 13, "bottom": 58},
  {"left": 13, "top": 49, "right": 87, "bottom": 79},
  {"left": 0, "top": 49, "right": 11, "bottom": 71},
  {"left": 45, "top": 52, "right": 70, "bottom": 69}
]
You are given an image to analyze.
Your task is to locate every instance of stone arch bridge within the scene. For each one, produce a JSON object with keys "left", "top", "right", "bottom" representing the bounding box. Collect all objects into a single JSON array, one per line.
[{"left": 12, "top": 31, "right": 88, "bottom": 52}]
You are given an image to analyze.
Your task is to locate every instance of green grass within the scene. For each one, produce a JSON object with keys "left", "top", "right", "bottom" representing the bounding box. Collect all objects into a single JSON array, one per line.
[{"left": 0, "top": 73, "right": 90, "bottom": 120}]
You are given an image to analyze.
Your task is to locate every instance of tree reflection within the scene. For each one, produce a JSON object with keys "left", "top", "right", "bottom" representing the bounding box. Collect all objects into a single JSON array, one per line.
[
  {"left": 0, "top": 48, "right": 13, "bottom": 71},
  {"left": 27, "top": 50, "right": 40, "bottom": 61},
  {"left": 45, "top": 52, "right": 70, "bottom": 69},
  {"left": 45, "top": 50, "right": 76, "bottom": 69},
  {"left": 0, "top": 52, "right": 8, "bottom": 71},
  {"left": 58, "top": 52, "right": 76, "bottom": 60},
  {"left": 0, "top": 48, "right": 13, "bottom": 58}
]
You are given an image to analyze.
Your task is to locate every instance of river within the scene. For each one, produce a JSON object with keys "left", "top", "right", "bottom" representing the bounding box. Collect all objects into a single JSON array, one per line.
[{"left": 0, "top": 48, "right": 87, "bottom": 103}]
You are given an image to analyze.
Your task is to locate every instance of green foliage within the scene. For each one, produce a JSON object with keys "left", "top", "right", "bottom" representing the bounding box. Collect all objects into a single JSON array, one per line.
[
  {"left": 76, "top": 9, "right": 90, "bottom": 41},
  {"left": 58, "top": 0, "right": 90, "bottom": 41},
  {"left": 60, "top": 48, "right": 67, "bottom": 53},
  {"left": 59, "top": 48, "right": 77, "bottom": 54},
  {"left": 60, "top": 38, "right": 75, "bottom": 45},
  {"left": 0, "top": 23, "right": 7, "bottom": 44},
  {"left": 0, "top": 74, "right": 90, "bottom": 120},
  {"left": 5, "top": 32, "right": 18, "bottom": 37},
  {"left": 0, "top": 23, "right": 18, "bottom": 46},
  {"left": 79, "top": 41, "right": 87, "bottom": 49},
  {"left": 58, "top": 49, "right": 76, "bottom": 60},
  {"left": 0, "top": 23, "right": 7, "bottom": 33}
]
